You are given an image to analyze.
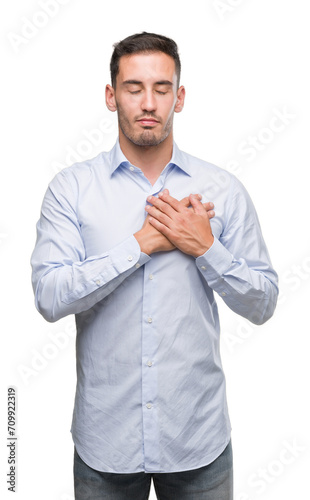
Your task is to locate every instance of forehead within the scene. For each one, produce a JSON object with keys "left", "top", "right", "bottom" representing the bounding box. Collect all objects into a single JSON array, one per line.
[{"left": 117, "top": 52, "right": 177, "bottom": 85}]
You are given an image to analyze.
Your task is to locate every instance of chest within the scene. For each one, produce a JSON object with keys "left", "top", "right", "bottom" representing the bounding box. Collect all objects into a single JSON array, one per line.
[{"left": 76, "top": 169, "right": 226, "bottom": 257}]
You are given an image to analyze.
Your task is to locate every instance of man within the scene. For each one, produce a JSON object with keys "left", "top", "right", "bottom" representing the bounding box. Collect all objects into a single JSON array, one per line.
[{"left": 31, "top": 32, "right": 278, "bottom": 499}]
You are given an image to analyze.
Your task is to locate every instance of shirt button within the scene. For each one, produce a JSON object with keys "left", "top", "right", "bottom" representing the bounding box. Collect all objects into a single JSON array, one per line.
[
  {"left": 135, "top": 263, "right": 141, "bottom": 269},
  {"left": 95, "top": 280, "right": 101, "bottom": 285},
  {"left": 201, "top": 266, "right": 207, "bottom": 271},
  {"left": 128, "top": 255, "right": 133, "bottom": 261},
  {"left": 147, "top": 361, "right": 153, "bottom": 367},
  {"left": 146, "top": 403, "right": 152, "bottom": 409},
  {"left": 147, "top": 317, "right": 153, "bottom": 323},
  {"left": 129, "top": 166, "right": 134, "bottom": 171},
  {"left": 149, "top": 274, "right": 154, "bottom": 280},
  {"left": 221, "top": 292, "right": 227, "bottom": 297}
]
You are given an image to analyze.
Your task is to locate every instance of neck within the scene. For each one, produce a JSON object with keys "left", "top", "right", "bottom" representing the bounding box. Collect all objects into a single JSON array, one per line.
[{"left": 119, "top": 132, "right": 174, "bottom": 185}]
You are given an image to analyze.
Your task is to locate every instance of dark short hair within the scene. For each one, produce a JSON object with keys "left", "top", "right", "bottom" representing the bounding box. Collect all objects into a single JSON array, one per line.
[{"left": 110, "top": 32, "right": 181, "bottom": 88}]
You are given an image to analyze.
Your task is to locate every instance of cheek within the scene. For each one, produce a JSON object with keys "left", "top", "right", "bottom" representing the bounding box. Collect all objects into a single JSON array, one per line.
[
  {"left": 161, "top": 95, "right": 177, "bottom": 113},
  {"left": 161, "top": 102, "right": 176, "bottom": 123},
  {"left": 116, "top": 94, "right": 137, "bottom": 112},
  {"left": 117, "top": 102, "right": 136, "bottom": 122}
]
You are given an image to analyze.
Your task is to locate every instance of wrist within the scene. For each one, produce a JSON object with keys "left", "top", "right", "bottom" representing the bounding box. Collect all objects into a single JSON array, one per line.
[
  {"left": 193, "top": 235, "right": 214, "bottom": 258},
  {"left": 134, "top": 230, "right": 152, "bottom": 255}
]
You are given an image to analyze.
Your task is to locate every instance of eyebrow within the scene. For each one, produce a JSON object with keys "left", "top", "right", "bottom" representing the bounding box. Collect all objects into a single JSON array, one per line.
[{"left": 122, "top": 80, "right": 173, "bottom": 86}]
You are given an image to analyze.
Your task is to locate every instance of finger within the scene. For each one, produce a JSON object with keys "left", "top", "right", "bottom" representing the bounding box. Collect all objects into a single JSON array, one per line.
[
  {"left": 180, "top": 196, "right": 190, "bottom": 207},
  {"left": 145, "top": 203, "right": 173, "bottom": 226},
  {"left": 188, "top": 203, "right": 214, "bottom": 218},
  {"left": 202, "top": 201, "right": 214, "bottom": 211},
  {"left": 191, "top": 193, "right": 202, "bottom": 201},
  {"left": 202, "top": 202, "right": 215, "bottom": 219},
  {"left": 180, "top": 193, "right": 202, "bottom": 207},
  {"left": 156, "top": 191, "right": 187, "bottom": 213},
  {"left": 147, "top": 194, "right": 177, "bottom": 218},
  {"left": 189, "top": 194, "right": 209, "bottom": 215},
  {"left": 148, "top": 216, "right": 172, "bottom": 239}
]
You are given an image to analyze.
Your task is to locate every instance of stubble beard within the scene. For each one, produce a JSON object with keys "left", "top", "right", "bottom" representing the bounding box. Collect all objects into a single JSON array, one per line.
[{"left": 116, "top": 103, "right": 173, "bottom": 147}]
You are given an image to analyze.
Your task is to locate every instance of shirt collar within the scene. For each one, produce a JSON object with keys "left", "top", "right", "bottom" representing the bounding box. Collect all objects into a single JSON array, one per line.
[{"left": 108, "top": 138, "right": 192, "bottom": 177}]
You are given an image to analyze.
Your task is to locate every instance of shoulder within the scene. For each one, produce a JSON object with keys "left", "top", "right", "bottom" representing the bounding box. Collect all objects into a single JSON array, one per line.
[
  {"left": 178, "top": 147, "right": 244, "bottom": 197},
  {"left": 48, "top": 150, "right": 111, "bottom": 193}
]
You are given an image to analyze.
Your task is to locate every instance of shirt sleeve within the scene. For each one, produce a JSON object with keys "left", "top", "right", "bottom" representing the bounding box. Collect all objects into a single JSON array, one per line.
[
  {"left": 196, "top": 175, "right": 278, "bottom": 325},
  {"left": 31, "top": 170, "right": 150, "bottom": 323}
]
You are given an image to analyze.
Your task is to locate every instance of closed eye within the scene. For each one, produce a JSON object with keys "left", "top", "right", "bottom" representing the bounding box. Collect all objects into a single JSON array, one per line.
[{"left": 129, "top": 90, "right": 167, "bottom": 95}]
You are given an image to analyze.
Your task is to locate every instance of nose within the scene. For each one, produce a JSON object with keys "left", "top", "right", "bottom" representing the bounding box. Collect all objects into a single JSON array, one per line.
[{"left": 141, "top": 89, "right": 157, "bottom": 112}]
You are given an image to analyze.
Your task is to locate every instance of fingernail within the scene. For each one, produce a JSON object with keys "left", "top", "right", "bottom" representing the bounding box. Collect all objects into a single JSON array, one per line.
[
  {"left": 210, "top": 202, "right": 214, "bottom": 208},
  {"left": 147, "top": 196, "right": 152, "bottom": 201}
]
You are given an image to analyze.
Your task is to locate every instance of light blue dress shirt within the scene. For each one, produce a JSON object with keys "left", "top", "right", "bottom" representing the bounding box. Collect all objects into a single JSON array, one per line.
[{"left": 31, "top": 140, "right": 278, "bottom": 473}]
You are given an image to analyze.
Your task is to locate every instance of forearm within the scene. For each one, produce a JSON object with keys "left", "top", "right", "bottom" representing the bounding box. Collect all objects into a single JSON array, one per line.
[
  {"left": 32, "top": 235, "right": 150, "bottom": 322},
  {"left": 196, "top": 238, "right": 278, "bottom": 325}
]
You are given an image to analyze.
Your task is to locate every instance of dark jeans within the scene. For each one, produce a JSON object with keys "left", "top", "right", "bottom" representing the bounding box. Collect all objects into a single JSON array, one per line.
[{"left": 74, "top": 440, "right": 233, "bottom": 500}]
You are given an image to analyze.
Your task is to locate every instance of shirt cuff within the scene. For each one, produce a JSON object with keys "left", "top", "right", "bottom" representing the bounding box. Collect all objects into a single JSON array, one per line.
[
  {"left": 109, "top": 235, "right": 151, "bottom": 273},
  {"left": 62, "top": 236, "right": 150, "bottom": 304},
  {"left": 196, "top": 237, "right": 233, "bottom": 282}
]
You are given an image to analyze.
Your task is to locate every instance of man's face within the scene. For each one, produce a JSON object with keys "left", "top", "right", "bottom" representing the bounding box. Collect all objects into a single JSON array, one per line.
[{"left": 107, "top": 52, "right": 184, "bottom": 147}]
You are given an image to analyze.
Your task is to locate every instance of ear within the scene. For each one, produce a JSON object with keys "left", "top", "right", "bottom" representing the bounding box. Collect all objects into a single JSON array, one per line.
[
  {"left": 105, "top": 84, "right": 117, "bottom": 112},
  {"left": 174, "top": 86, "right": 185, "bottom": 113}
]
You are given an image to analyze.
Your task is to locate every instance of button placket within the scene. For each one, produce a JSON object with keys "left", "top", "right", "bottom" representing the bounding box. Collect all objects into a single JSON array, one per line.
[
  {"left": 141, "top": 260, "right": 160, "bottom": 470},
  {"left": 140, "top": 168, "right": 173, "bottom": 471}
]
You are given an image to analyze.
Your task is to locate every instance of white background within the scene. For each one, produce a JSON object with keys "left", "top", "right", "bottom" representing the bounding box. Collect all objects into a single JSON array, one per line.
[{"left": 1, "top": 1, "right": 309, "bottom": 499}]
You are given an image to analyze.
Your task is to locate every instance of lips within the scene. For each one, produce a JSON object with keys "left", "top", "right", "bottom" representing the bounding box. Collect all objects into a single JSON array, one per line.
[{"left": 137, "top": 118, "right": 159, "bottom": 126}]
